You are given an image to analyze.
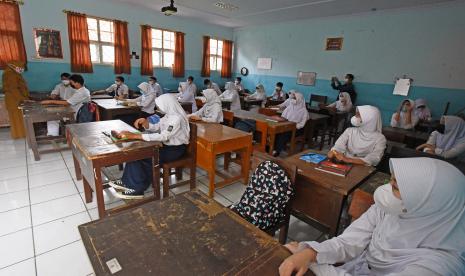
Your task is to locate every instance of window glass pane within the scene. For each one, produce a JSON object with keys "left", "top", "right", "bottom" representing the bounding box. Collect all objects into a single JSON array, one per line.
[
  {"left": 99, "top": 20, "right": 112, "bottom": 32},
  {"left": 164, "top": 31, "right": 175, "bottom": 50},
  {"left": 163, "top": 51, "right": 174, "bottom": 67},
  {"left": 217, "top": 57, "right": 222, "bottom": 71},
  {"left": 100, "top": 31, "right": 113, "bottom": 43},
  {"left": 153, "top": 38, "right": 162, "bottom": 49},
  {"left": 88, "top": 30, "right": 98, "bottom": 41},
  {"left": 90, "top": 43, "right": 100, "bottom": 63},
  {"left": 218, "top": 40, "right": 223, "bottom": 56},
  {"left": 87, "top": 18, "right": 97, "bottom": 30},
  {"left": 210, "top": 56, "right": 216, "bottom": 71},
  {"left": 152, "top": 50, "right": 161, "bottom": 67},
  {"left": 152, "top": 29, "right": 162, "bottom": 40},
  {"left": 102, "top": 45, "right": 114, "bottom": 63},
  {"left": 210, "top": 39, "right": 217, "bottom": 56}
]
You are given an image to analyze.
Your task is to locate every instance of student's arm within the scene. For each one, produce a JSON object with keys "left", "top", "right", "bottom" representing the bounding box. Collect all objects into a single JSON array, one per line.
[
  {"left": 137, "top": 94, "right": 155, "bottom": 108},
  {"left": 296, "top": 112, "right": 309, "bottom": 129},
  {"left": 358, "top": 136, "right": 386, "bottom": 166},
  {"left": 126, "top": 96, "right": 141, "bottom": 103},
  {"left": 327, "top": 102, "right": 337, "bottom": 108},
  {"left": 201, "top": 104, "right": 223, "bottom": 123},
  {"left": 50, "top": 84, "right": 61, "bottom": 99},
  {"left": 141, "top": 117, "right": 182, "bottom": 142},
  {"left": 391, "top": 113, "right": 400, "bottom": 127},
  {"left": 41, "top": 100, "right": 69, "bottom": 106},
  {"left": 435, "top": 142, "right": 465, "bottom": 159},
  {"left": 330, "top": 128, "right": 350, "bottom": 155},
  {"left": 331, "top": 79, "right": 341, "bottom": 90}
]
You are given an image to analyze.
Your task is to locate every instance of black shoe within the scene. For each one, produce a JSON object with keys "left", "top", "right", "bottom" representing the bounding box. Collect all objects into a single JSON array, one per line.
[
  {"left": 108, "top": 180, "right": 131, "bottom": 192},
  {"left": 114, "top": 189, "right": 144, "bottom": 200}
]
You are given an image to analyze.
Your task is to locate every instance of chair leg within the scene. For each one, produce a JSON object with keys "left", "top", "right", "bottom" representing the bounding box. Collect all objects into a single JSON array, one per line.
[
  {"left": 278, "top": 222, "right": 290, "bottom": 244},
  {"left": 118, "top": 164, "right": 124, "bottom": 171},
  {"left": 224, "top": 152, "right": 231, "bottom": 170},
  {"left": 190, "top": 163, "right": 196, "bottom": 190},
  {"left": 163, "top": 166, "right": 170, "bottom": 198},
  {"left": 175, "top": 167, "right": 183, "bottom": 180}
]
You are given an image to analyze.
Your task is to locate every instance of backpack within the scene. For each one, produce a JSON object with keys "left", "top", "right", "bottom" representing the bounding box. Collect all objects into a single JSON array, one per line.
[
  {"left": 230, "top": 161, "right": 294, "bottom": 230},
  {"left": 76, "top": 102, "right": 98, "bottom": 123}
]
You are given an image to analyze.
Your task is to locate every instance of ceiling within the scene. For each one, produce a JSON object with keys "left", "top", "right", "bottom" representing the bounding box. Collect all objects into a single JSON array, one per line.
[{"left": 111, "top": 0, "right": 456, "bottom": 28}]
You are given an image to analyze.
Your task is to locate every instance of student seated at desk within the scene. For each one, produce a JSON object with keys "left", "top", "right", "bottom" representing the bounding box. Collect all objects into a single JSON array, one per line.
[
  {"left": 123, "top": 82, "right": 156, "bottom": 117},
  {"left": 272, "top": 92, "right": 309, "bottom": 156},
  {"left": 109, "top": 94, "right": 190, "bottom": 199},
  {"left": 271, "top": 82, "right": 287, "bottom": 101},
  {"left": 414, "top": 98, "right": 432, "bottom": 122},
  {"left": 42, "top": 75, "right": 91, "bottom": 136},
  {"left": 50, "top": 72, "right": 74, "bottom": 100},
  {"left": 219, "top": 82, "right": 241, "bottom": 111},
  {"left": 328, "top": 105, "right": 386, "bottom": 166},
  {"left": 390, "top": 99, "right": 419, "bottom": 130},
  {"left": 188, "top": 89, "right": 223, "bottom": 123},
  {"left": 275, "top": 90, "right": 296, "bottom": 111},
  {"left": 148, "top": 76, "right": 162, "bottom": 97},
  {"left": 203, "top": 79, "right": 222, "bottom": 95},
  {"left": 245, "top": 84, "right": 266, "bottom": 100},
  {"left": 178, "top": 76, "right": 197, "bottom": 112},
  {"left": 279, "top": 157, "right": 465, "bottom": 276},
  {"left": 326, "top": 92, "right": 353, "bottom": 113},
  {"left": 416, "top": 116, "right": 465, "bottom": 161},
  {"left": 235, "top": 77, "right": 244, "bottom": 93},
  {"left": 93, "top": 76, "right": 129, "bottom": 99}
]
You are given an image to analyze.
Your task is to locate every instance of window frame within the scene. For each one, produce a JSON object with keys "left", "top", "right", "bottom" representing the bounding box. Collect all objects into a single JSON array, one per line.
[
  {"left": 209, "top": 38, "right": 223, "bottom": 71},
  {"left": 151, "top": 28, "right": 175, "bottom": 68},
  {"left": 87, "top": 16, "right": 115, "bottom": 65}
]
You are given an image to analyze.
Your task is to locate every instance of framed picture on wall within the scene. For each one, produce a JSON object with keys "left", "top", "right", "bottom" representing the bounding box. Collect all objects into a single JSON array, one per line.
[
  {"left": 33, "top": 28, "right": 63, "bottom": 59},
  {"left": 297, "top": 71, "right": 317, "bottom": 86},
  {"left": 325, "top": 37, "right": 343, "bottom": 51}
]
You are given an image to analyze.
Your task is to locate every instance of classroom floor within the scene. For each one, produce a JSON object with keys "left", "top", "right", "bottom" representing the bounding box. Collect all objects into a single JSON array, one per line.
[{"left": 0, "top": 127, "right": 324, "bottom": 276}]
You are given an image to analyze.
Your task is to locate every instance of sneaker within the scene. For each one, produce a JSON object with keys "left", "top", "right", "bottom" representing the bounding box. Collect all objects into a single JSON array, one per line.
[
  {"left": 114, "top": 189, "right": 144, "bottom": 200},
  {"left": 108, "top": 180, "right": 131, "bottom": 192}
]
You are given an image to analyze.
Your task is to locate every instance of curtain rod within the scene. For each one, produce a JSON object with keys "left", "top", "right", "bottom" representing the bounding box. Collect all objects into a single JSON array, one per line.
[
  {"left": 205, "top": 35, "right": 232, "bottom": 42},
  {"left": 63, "top": 9, "right": 128, "bottom": 23},
  {"left": 1, "top": 0, "right": 24, "bottom": 5},
  {"left": 141, "top": 24, "right": 184, "bottom": 34}
]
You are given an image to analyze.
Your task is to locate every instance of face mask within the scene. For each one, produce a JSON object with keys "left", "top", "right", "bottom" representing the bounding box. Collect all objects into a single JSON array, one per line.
[
  {"left": 62, "top": 80, "right": 70, "bottom": 86},
  {"left": 276, "top": 87, "right": 281, "bottom": 91},
  {"left": 149, "top": 80, "right": 155, "bottom": 85},
  {"left": 351, "top": 116, "right": 362, "bottom": 127},
  {"left": 402, "top": 106, "right": 409, "bottom": 112},
  {"left": 374, "top": 184, "right": 407, "bottom": 215}
]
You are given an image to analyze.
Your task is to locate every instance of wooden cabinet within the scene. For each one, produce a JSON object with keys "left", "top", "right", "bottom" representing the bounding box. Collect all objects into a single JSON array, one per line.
[{"left": 0, "top": 98, "right": 10, "bottom": 127}]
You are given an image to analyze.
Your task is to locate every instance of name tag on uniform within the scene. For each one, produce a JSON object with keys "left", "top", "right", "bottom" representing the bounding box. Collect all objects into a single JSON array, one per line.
[{"left": 168, "top": 125, "right": 174, "bottom": 131}]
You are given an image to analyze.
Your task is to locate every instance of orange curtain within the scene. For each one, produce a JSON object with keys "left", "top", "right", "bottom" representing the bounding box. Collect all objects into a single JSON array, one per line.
[
  {"left": 221, "top": 40, "right": 233, "bottom": 78},
  {"left": 201, "top": 36, "right": 210, "bottom": 77},
  {"left": 114, "top": 20, "right": 131, "bottom": 74},
  {"left": 67, "top": 12, "right": 93, "bottom": 73},
  {"left": 173, "top": 32, "right": 185, "bottom": 78},
  {"left": 140, "top": 25, "right": 152, "bottom": 76},
  {"left": 0, "top": 2, "right": 27, "bottom": 69}
]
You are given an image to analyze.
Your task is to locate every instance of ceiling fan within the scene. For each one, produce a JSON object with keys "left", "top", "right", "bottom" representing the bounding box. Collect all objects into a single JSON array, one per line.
[{"left": 161, "top": 0, "right": 178, "bottom": 16}]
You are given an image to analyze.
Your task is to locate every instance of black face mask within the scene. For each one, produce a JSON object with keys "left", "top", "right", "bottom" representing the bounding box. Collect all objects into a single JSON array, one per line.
[{"left": 436, "top": 124, "right": 445, "bottom": 134}]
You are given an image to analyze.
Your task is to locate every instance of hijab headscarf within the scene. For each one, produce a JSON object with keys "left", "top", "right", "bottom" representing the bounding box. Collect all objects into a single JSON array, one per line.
[
  {"left": 254, "top": 84, "right": 266, "bottom": 99},
  {"left": 282, "top": 92, "right": 309, "bottom": 128},
  {"left": 336, "top": 92, "right": 353, "bottom": 112},
  {"left": 436, "top": 116, "right": 465, "bottom": 151},
  {"left": 366, "top": 158, "right": 465, "bottom": 275},
  {"left": 414, "top": 98, "right": 431, "bottom": 121},
  {"left": 202, "top": 88, "right": 221, "bottom": 107},
  {"left": 224, "top": 81, "right": 236, "bottom": 92},
  {"left": 222, "top": 82, "right": 241, "bottom": 111},
  {"left": 155, "top": 94, "right": 190, "bottom": 140},
  {"left": 358, "top": 105, "right": 383, "bottom": 133}
]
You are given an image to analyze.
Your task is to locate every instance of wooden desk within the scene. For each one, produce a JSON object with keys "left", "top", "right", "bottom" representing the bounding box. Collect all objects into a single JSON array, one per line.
[
  {"left": 20, "top": 103, "right": 75, "bottom": 161},
  {"left": 285, "top": 150, "right": 376, "bottom": 236},
  {"left": 93, "top": 99, "right": 141, "bottom": 121},
  {"left": 241, "top": 97, "right": 263, "bottom": 111},
  {"left": 382, "top": 126, "right": 429, "bottom": 148},
  {"left": 266, "top": 99, "right": 285, "bottom": 107},
  {"left": 222, "top": 99, "right": 232, "bottom": 110},
  {"left": 179, "top": 101, "right": 193, "bottom": 114},
  {"left": 91, "top": 94, "right": 114, "bottom": 100},
  {"left": 196, "top": 123, "right": 253, "bottom": 197},
  {"left": 232, "top": 110, "right": 297, "bottom": 154},
  {"left": 79, "top": 191, "right": 311, "bottom": 276},
  {"left": 66, "top": 120, "right": 161, "bottom": 218}
]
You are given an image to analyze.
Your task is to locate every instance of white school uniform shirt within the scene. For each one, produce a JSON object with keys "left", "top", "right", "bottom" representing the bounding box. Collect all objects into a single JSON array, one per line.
[
  {"left": 235, "top": 82, "right": 244, "bottom": 92},
  {"left": 128, "top": 82, "right": 156, "bottom": 114},
  {"left": 67, "top": 86, "right": 91, "bottom": 117},
  {"left": 193, "top": 89, "right": 223, "bottom": 123},
  {"left": 50, "top": 83, "right": 75, "bottom": 100},
  {"left": 178, "top": 82, "right": 197, "bottom": 112},
  {"left": 426, "top": 116, "right": 465, "bottom": 161},
  {"left": 150, "top": 82, "right": 162, "bottom": 97},
  {"left": 209, "top": 82, "right": 222, "bottom": 95},
  {"left": 220, "top": 82, "right": 241, "bottom": 111},
  {"left": 106, "top": 83, "right": 129, "bottom": 97}
]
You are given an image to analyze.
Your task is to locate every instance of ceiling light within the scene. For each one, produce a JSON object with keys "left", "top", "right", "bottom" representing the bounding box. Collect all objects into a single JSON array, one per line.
[
  {"left": 214, "top": 2, "right": 238, "bottom": 11},
  {"left": 161, "top": 0, "right": 177, "bottom": 16}
]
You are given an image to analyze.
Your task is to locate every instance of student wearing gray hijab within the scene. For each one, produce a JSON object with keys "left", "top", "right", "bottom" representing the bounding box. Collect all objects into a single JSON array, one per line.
[
  {"left": 188, "top": 89, "right": 223, "bottom": 123},
  {"left": 390, "top": 99, "right": 419, "bottom": 129},
  {"left": 220, "top": 82, "right": 241, "bottom": 111}
]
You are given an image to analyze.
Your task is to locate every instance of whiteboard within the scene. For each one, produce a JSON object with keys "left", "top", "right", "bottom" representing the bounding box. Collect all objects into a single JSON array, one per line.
[
  {"left": 393, "top": 78, "right": 411, "bottom": 96},
  {"left": 297, "top": 71, "right": 317, "bottom": 86},
  {"left": 257, "top": 58, "right": 272, "bottom": 70}
]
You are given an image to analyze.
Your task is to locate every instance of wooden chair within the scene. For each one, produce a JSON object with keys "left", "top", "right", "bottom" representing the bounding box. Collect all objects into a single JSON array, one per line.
[
  {"left": 348, "top": 189, "right": 374, "bottom": 222},
  {"left": 222, "top": 110, "right": 234, "bottom": 127},
  {"left": 265, "top": 99, "right": 285, "bottom": 107},
  {"left": 258, "top": 107, "right": 278, "bottom": 117},
  {"left": 195, "top": 99, "right": 204, "bottom": 109},
  {"left": 308, "top": 94, "right": 328, "bottom": 110},
  {"left": 161, "top": 123, "right": 197, "bottom": 198}
]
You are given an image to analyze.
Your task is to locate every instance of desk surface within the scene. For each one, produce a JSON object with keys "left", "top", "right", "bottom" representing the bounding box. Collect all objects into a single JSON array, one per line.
[
  {"left": 19, "top": 103, "right": 74, "bottom": 115},
  {"left": 91, "top": 94, "right": 114, "bottom": 100},
  {"left": 93, "top": 99, "right": 141, "bottom": 111},
  {"left": 79, "top": 190, "right": 302, "bottom": 276},
  {"left": 286, "top": 150, "right": 376, "bottom": 195},
  {"left": 382, "top": 126, "right": 430, "bottom": 140},
  {"left": 232, "top": 110, "right": 296, "bottom": 128},
  {"left": 66, "top": 120, "right": 160, "bottom": 160},
  {"left": 196, "top": 123, "right": 252, "bottom": 143}
]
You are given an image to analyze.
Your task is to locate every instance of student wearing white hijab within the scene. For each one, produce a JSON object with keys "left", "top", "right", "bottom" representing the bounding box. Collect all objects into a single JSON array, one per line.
[
  {"left": 390, "top": 99, "right": 419, "bottom": 129},
  {"left": 279, "top": 157, "right": 465, "bottom": 276},
  {"left": 246, "top": 84, "right": 267, "bottom": 112},
  {"left": 273, "top": 92, "right": 309, "bottom": 156},
  {"left": 327, "top": 92, "right": 353, "bottom": 113},
  {"left": 417, "top": 115, "right": 465, "bottom": 161},
  {"left": 414, "top": 98, "right": 431, "bottom": 122},
  {"left": 124, "top": 82, "right": 156, "bottom": 117},
  {"left": 188, "top": 89, "right": 223, "bottom": 123},
  {"left": 276, "top": 90, "right": 296, "bottom": 110},
  {"left": 328, "top": 105, "right": 386, "bottom": 166},
  {"left": 220, "top": 81, "right": 241, "bottom": 111},
  {"left": 110, "top": 94, "right": 190, "bottom": 199},
  {"left": 203, "top": 79, "right": 222, "bottom": 95},
  {"left": 178, "top": 76, "right": 198, "bottom": 112}
]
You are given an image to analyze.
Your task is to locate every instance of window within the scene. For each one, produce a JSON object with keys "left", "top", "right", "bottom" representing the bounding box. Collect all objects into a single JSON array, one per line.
[
  {"left": 87, "top": 17, "right": 114, "bottom": 64},
  {"left": 209, "top": 38, "right": 223, "bottom": 71},
  {"left": 151, "top": 28, "right": 175, "bottom": 68}
]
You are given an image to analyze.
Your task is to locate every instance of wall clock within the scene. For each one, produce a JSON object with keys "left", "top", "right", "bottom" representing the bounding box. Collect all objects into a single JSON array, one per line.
[{"left": 240, "top": 67, "right": 249, "bottom": 76}]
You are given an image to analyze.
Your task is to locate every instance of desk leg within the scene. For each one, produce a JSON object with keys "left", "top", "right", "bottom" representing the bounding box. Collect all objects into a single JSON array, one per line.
[
  {"left": 268, "top": 129, "right": 276, "bottom": 154},
  {"left": 72, "top": 155, "right": 82, "bottom": 181},
  {"left": 152, "top": 149, "right": 160, "bottom": 200},
  {"left": 207, "top": 151, "right": 216, "bottom": 198},
  {"left": 94, "top": 166, "right": 106, "bottom": 218},
  {"left": 290, "top": 129, "right": 296, "bottom": 154},
  {"left": 307, "top": 121, "right": 315, "bottom": 149},
  {"left": 83, "top": 177, "right": 93, "bottom": 203},
  {"left": 241, "top": 145, "right": 252, "bottom": 185},
  {"left": 329, "top": 195, "right": 345, "bottom": 237},
  {"left": 26, "top": 117, "right": 40, "bottom": 161},
  {"left": 224, "top": 152, "right": 231, "bottom": 170}
]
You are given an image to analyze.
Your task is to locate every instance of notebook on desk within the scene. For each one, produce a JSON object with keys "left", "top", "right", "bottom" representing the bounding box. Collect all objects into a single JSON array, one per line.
[
  {"left": 315, "top": 160, "right": 352, "bottom": 177},
  {"left": 300, "top": 153, "right": 327, "bottom": 164}
]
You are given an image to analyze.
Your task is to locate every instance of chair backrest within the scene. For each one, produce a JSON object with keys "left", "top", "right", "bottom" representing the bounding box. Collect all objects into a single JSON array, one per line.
[
  {"left": 195, "top": 99, "right": 204, "bottom": 109},
  {"left": 187, "top": 122, "right": 197, "bottom": 158},
  {"left": 382, "top": 130, "right": 406, "bottom": 143},
  {"left": 309, "top": 94, "right": 328, "bottom": 107},
  {"left": 258, "top": 108, "right": 277, "bottom": 117},
  {"left": 348, "top": 189, "right": 374, "bottom": 221},
  {"left": 181, "top": 102, "right": 192, "bottom": 114},
  {"left": 254, "top": 120, "right": 268, "bottom": 152},
  {"left": 222, "top": 110, "right": 234, "bottom": 127}
]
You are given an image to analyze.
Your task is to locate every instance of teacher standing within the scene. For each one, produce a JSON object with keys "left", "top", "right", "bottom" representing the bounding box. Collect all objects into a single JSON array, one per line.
[{"left": 331, "top": 73, "right": 357, "bottom": 104}]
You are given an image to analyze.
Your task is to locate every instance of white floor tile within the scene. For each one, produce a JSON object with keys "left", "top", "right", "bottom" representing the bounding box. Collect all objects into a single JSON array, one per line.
[
  {"left": 0, "top": 151, "right": 26, "bottom": 160},
  {"left": 0, "top": 156, "right": 26, "bottom": 170},
  {"left": 36, "top": 240, "right": 94, "bottom": 276},
  {"left": 80, "top": 188, "right": 122, "bottom": 210},
  {"left": 27, "top": 160, "right": 67, "bottom": 176},
  {"left": 0, "top": 166, "right": 27, "bottom": 181},
  {"left": 0, "top": 207, "right": 31, "bottom": 237},
  {"left": 0, "top": 190, "right": 29, "bottom": 213},
  {"left": 33, "top": 211, "right": 90, "bottom": 255},
  {"left": 0, "top": 176, "right": 28, "bottom": 195},
  {"left": 287, "top": 215, "right": 322, "bottom": 242},
  {"left": 30, "top": 181, "right": 78, "bottom": 205},
  {"left": 0, "top": 229, "right": 34, "bottom": 269},
  {"left": 26, "top": 152, "right": 63, "bottom": 165},
  {"left": 31, "top": 194, "right": 86, "bottom": 226},
  {"left": 28, "top": 170, "right": 73, "bottom": 188},
  {"left": 197, "top": 184, "right": 232, "bottom": 207},
  {"left": 0, "top": 258, "right": 35, "bottom": 276},
  {"left": 0, "top": 141, "right": 25, "bottom": 152},
  {"left": 216, "top": 182, "right": 247, "bottom": 203}
]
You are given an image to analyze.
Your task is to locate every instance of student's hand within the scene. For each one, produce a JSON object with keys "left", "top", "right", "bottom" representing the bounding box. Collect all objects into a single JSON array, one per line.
[
  {"left": 188, "top": 115, "right": 201, "bottom": 121},
  {"left": 41, "top": 100, "right": 54, "bottom": 105},
  {"left": 284, "top": 242, "right": 300, "bottom": 254},
  {"left": 423, "top": 144, "right": 436, "bottom": 153},
  {"left": 119, "top": 131, "right": 142, "bottom": 140},
  {"left": 334, "top": 151, "right": 346, "bottom": 162},
  {"left": 327, "top": 150, "right": 336, "bottom": 159},
  {"left": 279, "top": 248, "right": 317, "bottom": 276},
  {"left": 394, "top": 112, "right": 401, "bottom": 122},
  {"left": 416, "top": 144, "right": 427, "bottom": 151},
  {"left": 134, "top": 118, "right": 149, "bottom": 130},
  {"left": 50, "top": 94, "right": 59, "bottom": 100}
]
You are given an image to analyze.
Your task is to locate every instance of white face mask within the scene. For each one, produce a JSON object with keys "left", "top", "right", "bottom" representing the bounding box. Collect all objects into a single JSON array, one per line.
[
  {"left": 351, "top": 116, "right": 362, "bottom": 127},
  {"left": 115, "top": 81, "right": 121, "bottom": 85},
  {"left": 62, "top": 80, "right": 70, "bottom": 86},
  {"left": 374, "top": 184, "right": 407, "bottom": 215},
  {"left": 276, "top": 87, "right": 281, "bottom": 91},
  {"left": 149, "top": 80, "right": 155, "bottom": 85}
]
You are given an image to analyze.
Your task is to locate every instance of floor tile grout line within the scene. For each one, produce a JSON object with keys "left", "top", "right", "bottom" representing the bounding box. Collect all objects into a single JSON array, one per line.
[
  {"left": 0, "top": 256, "right": 35, "bottom": 271},
  {"left": 32, "top": 209, "right": 89, "bottom": 228},
  {"left": 0, "top": 226, "right": 31, "bottom": 239},
  {"left": 34, "top": 238, "right": 83, "bottom": 259}
]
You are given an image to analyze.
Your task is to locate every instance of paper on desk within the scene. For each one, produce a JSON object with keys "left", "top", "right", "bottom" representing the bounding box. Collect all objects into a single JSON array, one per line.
[{"left": 393, "top": 78, "right": 411, "bottom": 96}]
